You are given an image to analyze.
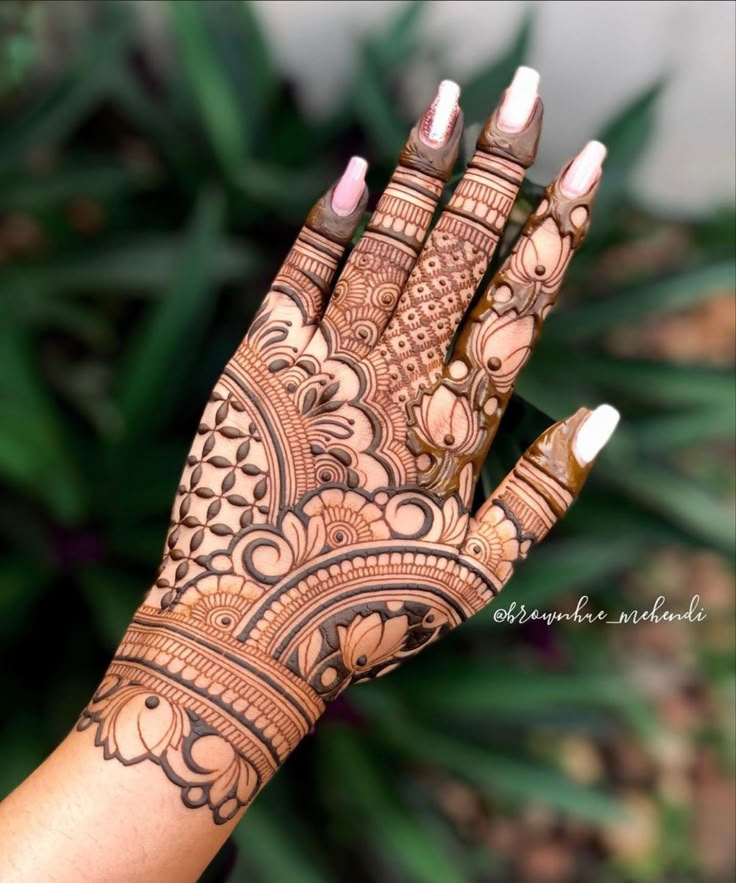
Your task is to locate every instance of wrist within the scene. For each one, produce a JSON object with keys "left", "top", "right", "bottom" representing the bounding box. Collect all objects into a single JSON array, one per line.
[{"left": 78, "top": 598, "right": 324, "bottom": 824}]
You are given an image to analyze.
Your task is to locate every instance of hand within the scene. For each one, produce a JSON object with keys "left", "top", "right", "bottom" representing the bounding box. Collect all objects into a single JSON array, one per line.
[{"left": 77, "top": 70, "right": 619, "bottom": 825}]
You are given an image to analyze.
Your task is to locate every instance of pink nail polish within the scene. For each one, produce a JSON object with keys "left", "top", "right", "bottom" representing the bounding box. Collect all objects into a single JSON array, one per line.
[
  {"left": 498, "top": 66, "right": 540, "bottom": 133},
  {"left": 331, "top": 156, "right": 368, "bottom": 216},
  {"left": 419, "top": 80, "right": 461, "bottom": 148},
  {"left": 560, "top": 141, "right": 607, "bottom": 197}
]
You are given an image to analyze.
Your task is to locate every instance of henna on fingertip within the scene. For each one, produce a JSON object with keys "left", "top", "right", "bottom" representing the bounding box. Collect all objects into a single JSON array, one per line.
[
  {"left": 315, "top": 80, "right": 464, "bottom": 360},
  {"left": 376, "top": 67, "right": 543, "bottom": 400},
  {"left": 306, "top": 158, "right": 370, "bottom": 245},
  {"left": 462, "top": 405, "right": 619, "bottom": 594}
]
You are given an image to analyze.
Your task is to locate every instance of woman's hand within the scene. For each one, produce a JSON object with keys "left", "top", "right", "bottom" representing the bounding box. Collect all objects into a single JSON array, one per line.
[{"left": 77, "top": 69, "right": 619, "bottom": 826}]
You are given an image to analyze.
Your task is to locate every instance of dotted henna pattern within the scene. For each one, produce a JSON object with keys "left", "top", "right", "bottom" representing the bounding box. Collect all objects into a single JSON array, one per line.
[{"left": 78, "top": 98, "right": 601, "bottom": 824}]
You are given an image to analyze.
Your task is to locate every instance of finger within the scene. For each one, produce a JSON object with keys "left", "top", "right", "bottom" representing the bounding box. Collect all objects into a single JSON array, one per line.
[
  {"left": 377, "top": 67, "right": 542, "bottom": 396},
  {"left": 460, "top": 405, "right": 620, "bottom": 597},
  {"left": 409, "top": 140, "right": 607, "bottom": 496},
  {"left": 317, "top": 80, "right": 463, "bottom": 360},
  {"left": 242, "top": 157, "right": 369, "bottom": 373}
]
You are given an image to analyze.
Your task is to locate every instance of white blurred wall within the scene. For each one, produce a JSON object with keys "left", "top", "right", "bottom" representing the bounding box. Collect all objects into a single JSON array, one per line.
[{"left": 253, "top": 0, "right": 736, "bottom": 215}]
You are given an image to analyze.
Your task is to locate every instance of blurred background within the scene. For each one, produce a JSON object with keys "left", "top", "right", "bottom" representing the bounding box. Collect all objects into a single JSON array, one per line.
[{"left": 0, "top": 1, "right": 734, "bottom": 881}]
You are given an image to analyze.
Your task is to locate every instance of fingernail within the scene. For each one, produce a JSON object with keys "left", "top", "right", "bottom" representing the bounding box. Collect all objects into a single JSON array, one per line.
[
  {"left": 498, "top": 66, "right": 540, "bottom": 133},
  {"left": 560, "top": 140, "right": 607, "bottom": 197},
  {"left": 331, "top": 156, "right": 368, "bottom": 216},
  {"left": 573, "top": 404, "right": 620, "bottom": 466},
  {"left": 419, "top": 80, "right": 461, "bottom": 148}
]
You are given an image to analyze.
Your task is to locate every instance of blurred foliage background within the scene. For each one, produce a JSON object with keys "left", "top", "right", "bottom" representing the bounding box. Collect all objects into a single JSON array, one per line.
[{"left": 0, "top": 2, "right": 734, "bottom": 881}]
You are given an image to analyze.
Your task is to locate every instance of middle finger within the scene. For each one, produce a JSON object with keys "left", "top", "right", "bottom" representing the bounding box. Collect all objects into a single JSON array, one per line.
[{"left": 370, "top": 67, "right": 543, "bottom": 401}]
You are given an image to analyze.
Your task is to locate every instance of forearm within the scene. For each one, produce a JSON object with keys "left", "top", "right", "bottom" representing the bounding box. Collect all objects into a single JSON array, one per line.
[
  {"left": 0, "top": 726, "right": 240, "bottom": 883},
  {"left": 0, "top": 599, "right": 317, "bottom": 883}
]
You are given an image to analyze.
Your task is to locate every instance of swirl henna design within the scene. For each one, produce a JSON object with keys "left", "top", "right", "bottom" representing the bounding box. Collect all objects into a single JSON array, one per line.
[
  {"left": 409, "top": 144, "right": 604, "bottom": 496},
  {"left": 78, "top": 74, "right": 619, "bottom": 825},
  {"left": 318, "top": 80, "right": 463, "bottom": 360},
  {"left": 246, "top": 161, "right": 369, "bottom": 374}
]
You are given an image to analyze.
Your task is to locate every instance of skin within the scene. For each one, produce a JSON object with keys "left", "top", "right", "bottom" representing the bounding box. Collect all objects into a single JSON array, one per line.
[{"left": 0, "top": 83, "right": 605, "bottom": 883}]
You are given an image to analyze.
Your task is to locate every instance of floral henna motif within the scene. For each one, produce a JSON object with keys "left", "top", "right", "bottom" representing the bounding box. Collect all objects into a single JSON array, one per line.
[
  {"left": 78, "top": 381, "right": 584, "bottom": 824},
  {"left": 78, "top": 86, "right": 606, "bottom": 825},
  {"left": 318, "top": 114, "right": 463, "bottom": 360},
  {"left": 409, "top": 171, "right": 599, "bottom": 496},
  {"left": 78, "top": 676, "right": 260, "bottom": 824}
]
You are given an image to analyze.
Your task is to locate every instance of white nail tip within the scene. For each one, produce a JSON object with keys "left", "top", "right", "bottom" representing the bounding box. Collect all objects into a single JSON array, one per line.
[
  {"left": 498, "top": 66, "right": 540, "bottom": 132},
  {"left": 582, "top": 140, "right": 607, "bottom": 166},
  {"left": 560, "top": 140, "right": 607, "bottom": 197},
  {"left": 331, "top": 156, "right": 368, "bottom": 216},
  {"left": 573, "top": 404, "right": 620, "bottom": 465},
  {"left": 349, "top": 156, "right": 369, "bottom": 179},
  {"left": 513, "top": 66, "right": 541, "bottom": 92},
  {"left": 438, "top": 79, "right": 461, "bottom": 102}
]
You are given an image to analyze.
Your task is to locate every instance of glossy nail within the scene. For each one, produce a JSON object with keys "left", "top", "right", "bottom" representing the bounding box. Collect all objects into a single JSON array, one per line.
[
  {"left": 498, "top": 66, "right": 540, "bottom": 133},
  {"left": 331, "top": 156, "right": 368, "bottom": 216},
  {"left": 560, "top": 140, "right": 607, "bottom": 197},
  {"left": 419, "top": 80, "right": 461, "bottom": 148},
  {"left": 573, "top": 404, "right": 620, "bottom": 465}
]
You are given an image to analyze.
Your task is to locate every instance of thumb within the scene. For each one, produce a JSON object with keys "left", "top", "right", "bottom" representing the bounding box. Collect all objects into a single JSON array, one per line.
[{"left": 461, "top": 404, "right": 620, "bottom": 594}]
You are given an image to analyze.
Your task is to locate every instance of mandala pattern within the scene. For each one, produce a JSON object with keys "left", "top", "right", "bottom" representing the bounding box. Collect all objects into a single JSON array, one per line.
[{"left": 78, "top": 101, "right": 600, "bottom": 824}]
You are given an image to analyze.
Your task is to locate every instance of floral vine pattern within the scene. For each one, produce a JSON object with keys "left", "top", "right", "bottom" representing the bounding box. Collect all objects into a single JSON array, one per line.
[{"left": 78, "top": 100, "right": 600, "bottom": 824}]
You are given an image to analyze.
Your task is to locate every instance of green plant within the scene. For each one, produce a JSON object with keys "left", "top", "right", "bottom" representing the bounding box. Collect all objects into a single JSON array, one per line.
[{"left": 0, "top": 2, "right": 733, "bottom": 881}]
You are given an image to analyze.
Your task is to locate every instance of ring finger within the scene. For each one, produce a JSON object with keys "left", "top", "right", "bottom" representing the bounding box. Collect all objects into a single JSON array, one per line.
[{"left": 408, "top": 141, "right": 607, "bottom": 498}]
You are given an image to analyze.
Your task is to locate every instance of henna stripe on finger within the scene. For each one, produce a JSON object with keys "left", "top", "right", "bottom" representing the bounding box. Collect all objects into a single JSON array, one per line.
[
  {"left": 376, "top": 67, "right": 542, "bottom": 398},
  {"left": 461, "top": 405, "right": 619, "bottom": 593},
  {"left": 409, "top": 141, "right": 606, "bottom": 495},
  {"left": 316, "top": 81, "right": 463, "bottom": 360},
  {"left": 245, "top": 158, "right": 369, "bottom": 373}
]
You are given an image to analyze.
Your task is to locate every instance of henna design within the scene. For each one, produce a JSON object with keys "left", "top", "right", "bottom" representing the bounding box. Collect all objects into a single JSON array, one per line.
[
  {"left": 79, "top": 89, "right": 606, "bottom": 825},
  {"left": 462, "top": 409, "right": 593, "bottom": 586},
  {"left": 317, "top": 106, "right": 463, "bottom": 361},
  {"left": 248, "top": 183, "right": 368, "bottom": 373},
  {"left": 409, "top": 168, "right": 599, "bottom": 496},
  {"left": 376, "top": 100, "right": 543, "bottom": 399}
]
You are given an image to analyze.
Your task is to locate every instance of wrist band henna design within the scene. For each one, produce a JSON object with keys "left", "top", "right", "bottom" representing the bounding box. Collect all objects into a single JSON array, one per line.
[{"left": 77, "top": 76, "right": 614, "bottom": 825}]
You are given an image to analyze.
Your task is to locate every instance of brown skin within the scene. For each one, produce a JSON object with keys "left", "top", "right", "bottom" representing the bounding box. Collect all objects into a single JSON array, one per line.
[{"left": 0, "top": 86, "right": 604, "bottom": 883}]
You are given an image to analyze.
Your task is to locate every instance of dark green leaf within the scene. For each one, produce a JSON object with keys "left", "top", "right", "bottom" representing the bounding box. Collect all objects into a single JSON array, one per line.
[
  {"left": 201, "top": 0, "right": 278, "bottom": 137},
  {"left": 231, "top": 803, "right": 334, "bottom": 883},
  {"left": 0, "top": 9, "right": 133, "bottom": 172},
  {"left": 1, "top": 235, "right": 256, "bottom": 297},
  {"left": 77, "top": 566, "right": 141, "bottom": 649},
  {"left": 117, "top": 187, "right": 226, "bottom": 438},
  {"left": 589, "top": 81, "right": 664, "bottom": 233},
  {"left": 607, "top": 461, "right": 735, "bottom": 555},
  {"left": 169, "top": 0, "right": 251, "bottom": 174},
  {"left": 520, "top": 353, "right": 733, "bottom": 410},
  {"left": 459, "top": 11, "right": 533, "bottom": 125},
  {"left": 0, "top": 321, "right": 83, "bottom": 521},
  {"left": 628, "top": 406, "right": 736, "bottom": 450},
  {"left": 323, "top": 726, "right": 466, "bottom": 883},
  {"left": 384, "top": 724, "right": 626, "bottom": 825},
  {"left": 0, "top": 158, "right": 158, "bottom": 212},
  {"left": 546, "top": 261, "right": 736, "bottom": 341}
]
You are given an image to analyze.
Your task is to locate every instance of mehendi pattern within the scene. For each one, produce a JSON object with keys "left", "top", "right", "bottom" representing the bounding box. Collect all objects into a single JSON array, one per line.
[{"left": 78, "top": 96, "right": 602, "bottom": 824}]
